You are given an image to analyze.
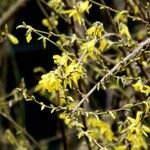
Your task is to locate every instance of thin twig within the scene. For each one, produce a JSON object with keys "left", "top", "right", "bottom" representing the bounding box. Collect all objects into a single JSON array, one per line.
[
  {"left": 36, "top": 0, "right": 59, "bottom": 33},
  {"left": 35, "top": 28, "right": 86, "bottom": 41},
  {"left": 73, "top": 37, "right": 150, "bottom": 111},
  {"left": 96, "top": 101, "right": 144, "bottom": 115},
  {"left": 92, "top": 139, "right": 107, "bottom": 150},
  {"left": 19, "top": 24, "right": 67, "bottom": 51},
  {"left": 0, "top": 112, "right": 42, "bottom": 150},
  {"left": 36, "top": 0, "right": 53, "bottom": 28},
  {"left": 98, "top": 0, "right": 118, "bottom": 33},
  {"left": 89, "top": 0, "right": 148, "bottom": 24},
  {"left": 40, "top": 0, "right": 71, "bottom": 25}
]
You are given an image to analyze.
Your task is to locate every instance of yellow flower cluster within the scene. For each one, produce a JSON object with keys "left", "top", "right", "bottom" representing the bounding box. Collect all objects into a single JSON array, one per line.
[
  {"left": 132, "top": 79, "right": 150, "bottom": 96},
  {"left": 126, "top": 111, "right": 150, "bottom": 149},
  {"left": 62, "top": 1, "right": 92, "bottom": 25},
  {"left": 87, "top": 117, "right": 114, "bottom": 143},
  {"left": 36, "top": 52, "right": 85, "bottom": 94}
]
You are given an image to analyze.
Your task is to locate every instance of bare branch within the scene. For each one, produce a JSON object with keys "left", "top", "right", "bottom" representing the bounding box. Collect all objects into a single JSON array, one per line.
[
  {"left": 73, "top": 37, "right": 150, "bottom": 111},
  {"left": 89, "top": 0, "right": 148, "bottom": 24},
  {"left": 0, "top": 112, "right": 42, "bottom": 149}
]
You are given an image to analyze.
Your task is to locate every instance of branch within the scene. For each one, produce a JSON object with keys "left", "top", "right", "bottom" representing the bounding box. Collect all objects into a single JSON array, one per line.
[
  {"left": 40, "top": 0, "right": 71, "bottom": 25},
  {"left": 89, "top": 0, "right": 148, "bottom": 24},
  {"left": 0, "top": 112, "right": 42, "bottom": 149},
  {"left": 0, "top": 0, "right": 29, "bottom": 28},
  {"left": 73, "top": 37, "right": 150, "bottom": 111}
]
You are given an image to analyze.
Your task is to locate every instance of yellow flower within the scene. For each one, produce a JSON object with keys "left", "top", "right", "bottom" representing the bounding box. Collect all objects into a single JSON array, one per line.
[
  {"left": 127, "top": 132, "right": 147, "bottom": 149},
  {"left": 62, "top": 1, "right": 92, "bottom": 25},
  {"left": 132, "top": 79, "right": 143, "bottom": 92},
  {"left": 132, "top": 79, "right": 150, "bottom": 96},
  {"left": 59, "top": 113, "right": 71, "bottom": 126},
  {"left": 62, "top": 9, "right": 82, "bottom": 25},
  {"left": 126, "top": 111, "right": 150, "bottom": 149},
  {"left": 86, "top": 22, "right": 104, "bottom": 38},
  {"left": 54, "top": 52, "right": 85, "bottom": 88},
  {"left": 98, "top": 37, "right": 108, "bottom": 52},
  {"left": 119, "top": 22, "right": 131, "bottom": 40},
  {"left": 78, "top": 1, "right": 92, "bottom": 14},
  {"left": 114, "top": 10, "right": 128, "bottom": 23},
  {"left": 63, "top": 59, "right": 85, "bottom": 88},
  {"left": 81, "top": 38, "right": 96, "bottom": 53},
  {"left": 53, "top": 53, "right": 71, "bottom": 67},
  {"left": 37, "top": 71, "right": 62, "bottom": 93},
  {"left": 88, "top": 117, "right": 114, "bottom": 142},
  {"left": 79, "top": 38, "right": 97, "bottom": 61}
]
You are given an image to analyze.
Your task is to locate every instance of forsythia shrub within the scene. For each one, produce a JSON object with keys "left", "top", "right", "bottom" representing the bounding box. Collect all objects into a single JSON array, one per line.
[{"left": 1, "top": 0, "right": 150, "bottom": 149}]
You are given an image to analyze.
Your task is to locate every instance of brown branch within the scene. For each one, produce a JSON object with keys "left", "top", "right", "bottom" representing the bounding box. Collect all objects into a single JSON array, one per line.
[
  {"left": 0, "top": 0, "right": 29, "bottom": 28},
  {"left": 73, "top": 37, "right": 150, "bottom": 111}
]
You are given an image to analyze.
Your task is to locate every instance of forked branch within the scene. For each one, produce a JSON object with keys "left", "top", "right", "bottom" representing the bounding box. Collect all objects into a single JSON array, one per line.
[{"left": 73, "top": 37, "right": 150, "bottom": 111}]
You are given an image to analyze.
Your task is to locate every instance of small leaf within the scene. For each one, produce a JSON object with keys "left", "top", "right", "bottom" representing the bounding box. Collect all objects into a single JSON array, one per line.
[
  {"left": 71, "top": 34, "right": 77, "bottom": 44},
  {"left": 4, "top": 24, "right": 8, "bottom": 32},
  {"left": 40, "top": 102, "right": 45, "bottom": 111},
  {"left": 85, "top": 112, "right": 89, "bottom": 117},
  {"left": 42, "top": 37, "right": 46, "bottom": 49},
  {"left": 97, "top": 82, "right": 100, "bottom": 91},
  {"left": 100, "top": 6, "right": 105, "bottom": 10},
  {"left": 99, "top": 37, "right": 108, "bottom": 51},
  {"left": 135, "top": 111, "right": 143, "bottom": 124},
  {"left": 142, "top": 125, "right": 150, "bottom": 133},
  {"left": 16, "top": 25, "right": 25, "bottom": 29},
  {"left": 78, "top": 132, "right": 84, "bottom": 139},
  {"left": 67, "top": 96, "right": 74, "bottom": 102},
  {"left": 101, "top": 83, "right": 106, "bottom": 90},
  {"left": 26, "top": 32, "right": 32, "bottom": 43},
  {"left": 16, "top": 22, "right": 27, "bottom": 29},
  {"left": 142, "top": 101, "right": 150, "bottom": 115},
  {"left": 7, "top": 33, "right": 19, "bottom": 45},
  {"left": 134, "top": 5, "right": 140, "bottom": 15},
  {"left": 33, "top": 67, "right": 46, "bottom": 74},
  {"left": 51, "top": 108, "right": 56, "bottom": 113},
  {"left": 108, "top": 111, "right": 116, "bottom": 119}
]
